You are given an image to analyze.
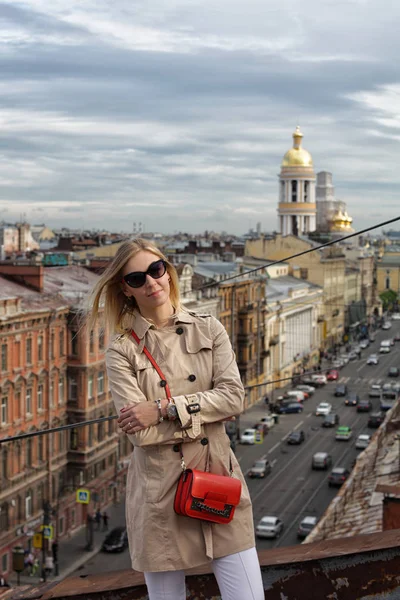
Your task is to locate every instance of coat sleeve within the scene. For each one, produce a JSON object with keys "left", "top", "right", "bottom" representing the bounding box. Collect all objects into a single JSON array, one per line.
[
  {"left": 172, "top": 317, "right": 245, "bottom": 430},
  {"left": 106, "top": 346, "right": 188, "bottom": 447}
]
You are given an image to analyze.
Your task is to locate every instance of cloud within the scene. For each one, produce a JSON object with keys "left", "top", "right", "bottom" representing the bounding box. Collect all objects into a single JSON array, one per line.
[{"left": 0, "top": 0, "right": 399, "bottom": 234}]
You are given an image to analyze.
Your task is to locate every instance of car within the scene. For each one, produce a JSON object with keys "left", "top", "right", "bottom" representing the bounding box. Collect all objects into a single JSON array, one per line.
[
  {"left": 278, "top": 402, "right": 303, "bottom": 414},
  {"left": 296, "top": 384, "right": 315, "bottom": 395},
  {"left": 240, "top": 428, "right": 256, "bottom": 444},
  {"left": 339, "top": 354, "right": 350, "bottom": 365},
  {"left": 327, "top": 369, "right": 339, "bottom": 381},
  {"left": 394, "top": 333, "right": 400, "bottom": 342},
  {"left": 369, "top": 333, "right": 377, "bottom": 343},
  {"left": 348, "top": 351, "right": 358, "bottom": 361},
  {"left": 381, "top": 397, "right": 396, "bottom": 412},
  {"left": 297, "top": 516, "right": 318, "bottom": 539},
  {"left": 345, "top": 392, "right": 359, "bottom": 406},
  {"left": 248, "top": 458, "right": 272, "bottom": 478},
  {"left": 368, "top": 411, "right": 385, "bottom": 428},
  {"left": 356, "top": 399, "right": 372, "bottom": 413},
  {"left": 287, "top": 430, "right": 305, "bottom": 445},
  {"left": 253, "top": 422, "right": 269, "bottom": 434},
  {"left": 285, "top": 390, "right": 306, "bottom": 402},
  {"left": 310, "top": 374, "right": 327, "bottom": 385},
  {"left": 355, "top": 434, "right": 371, "bottom": 449},
  {"left": 392, "top": 313, "right": 400, "bottom": 320},
  {"left": 367, "top": 354, "right": 379, "bottom": 365},
  {"left": 334, "top": 383, "right": 347, "bottom": 397},
  {"left": 368, "top": 384, "right": 382, "bottom": 398},
  {"left": 380, "top": 345, "right": 391, "bottom": 354},
  {"left": 301, "top": 376, "right": 324, "bottom": 388},
  {"left": 315, "top": 402, "right": 332, "bottom": 416},
  {"left": 322, "top": 413, "right": 339, "bottom": 427},
  {"left": 328, "top": 467, "right": 350, "bottom": 487},
  {"left": 388, "top": 367, "right": 400, "bottom": 377},
  {"left": 382, "top": 321, "right": 392, "bottom": 330},
  {"left": 332, "top": 359, "right": 345, "bottom": 369},
  {"left": 359, "top": 339, "right": 370, "bottom": 349},
  {"left": 101, "top": 527, "right": 128, "bottom": 553},
  {"left": 259, "top": 415, "right": 275, "bottom": 429},
  {"left": 255, "top": 516, "right": 284, "bottom": 539},
  {"left": 312, "top": 452, "right": 332, "bottom": 470},
  {"left": 335, "top": 425, "right": 353, "bottom": 441}
]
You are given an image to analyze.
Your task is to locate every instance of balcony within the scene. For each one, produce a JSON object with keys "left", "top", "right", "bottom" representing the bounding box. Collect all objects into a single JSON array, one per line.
[
  {"left": 9, "top": 529, "right": 400, "bottom": 599},
  {"left": 269, "top": 335, "right": 279, "bottom": 346}
]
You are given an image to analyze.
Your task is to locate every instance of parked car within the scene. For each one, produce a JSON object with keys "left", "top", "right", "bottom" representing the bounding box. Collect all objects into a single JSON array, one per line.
[
  {"left": 101, "top": 527, "right": 128, "bottom": 553},
  {"left": 259, "top": 415, "right": 275, "bottom": 429},
  {"left": 278, "top": 402, "right": 303, "bottom": 414},
  {"left": 359, "top": 339, "right": 370, "bottom": 349},
  {"left": 315, "top": 402, "right": 332, "bottom": 416},
  {"left": 368, "top": 411, "right": 385, "bottom": 428},
  {"left": 287, "top": 430, "right": 305, "bottom": 445},
  {"left": 380, "top": 397, "right": 396, "bottom": 412},
  {"left": 297, "top": 516, "right": 318, "bottom": 539},
  {"left": 240, "top": 428, "right": 256, "bottom": 444},
  {"left": 345, "top": 392, "right": 359, "bottom": 406},
  {"left": 285, "top": 390, "right": 306, "bottom": 402},
  {"left": 322, "top": 413, "right": 339, "bottom": 427},
  {"left": 392, "top": 313, "right": 400, "bottom": 320},
  {"left": 382, "top": 321, "right": 392, "bottom": 330},
  {"left": 311, "top": 374, "right": 327, "bottom": 385},
  {"left": 312, "top": 452, "right": 332, "bottom": 470},
  {"left": 367, "top": 354, "right": 379, "bottom": 365},
  {"left": 332, "top": 358, "right": 345, "bottom": 369},
  {"left": 335, "top": 425, "right": 353, "bottom": 441},
  {"left": 334, "top": 383, "right": 347, "bottom": 397},
  {"left": 327, "top": 369, "right": 339, "bottom": 381},
  {"left": 388, "top": 367, "right": 400, "bottom": 377},
  {"left": 355, "top": 434, "right": 371, "bottom": 449},
  {"left": 301, "top": 376, "right": 324, "bottom": 388},
  {"left": 394, "top": 333, "right": 400, "bottom": 342},
  {"left": 379, "top": 345, "right": 391, "bottom": 354},
  {"left": 348, "top": 351, "right": 358, "bottom": 361},
  {"left": 369, "top": 384, "right": 382, "bottom": 398},
  {"left": 328, "top": 467, "right": 350, "bottom": 487},
  {"left": 296, "top": 384, "right": 315, "bottom": 395},
  {"left": 255, "top": 516, "right": 284, "bottom": 539},
  {"left": 248, "top": 458, "right": 272, "bottom": 478},
  {"left": 356, "top": 399, "right": 372, "bottom": 413}
]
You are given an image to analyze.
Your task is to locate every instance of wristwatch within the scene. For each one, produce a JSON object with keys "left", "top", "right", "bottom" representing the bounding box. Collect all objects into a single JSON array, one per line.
[{"left": 166, "top": 402, "right": 179, "bottom": 421}]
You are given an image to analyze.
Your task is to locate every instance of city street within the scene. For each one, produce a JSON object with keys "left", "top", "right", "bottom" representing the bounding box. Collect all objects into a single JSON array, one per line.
[{"left": 73, "top": 321, "right": 400, "bottom": 575}]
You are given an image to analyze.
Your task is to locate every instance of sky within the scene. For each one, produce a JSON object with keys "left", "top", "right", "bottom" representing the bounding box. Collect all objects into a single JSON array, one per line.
[{"left": 0, "top": 0, "right": 399, "bottom": 235}]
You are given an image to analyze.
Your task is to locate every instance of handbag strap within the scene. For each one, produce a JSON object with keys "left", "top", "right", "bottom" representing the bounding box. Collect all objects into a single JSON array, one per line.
[{"left": 130, "top": 330, "right": 172, "bottom": 402}]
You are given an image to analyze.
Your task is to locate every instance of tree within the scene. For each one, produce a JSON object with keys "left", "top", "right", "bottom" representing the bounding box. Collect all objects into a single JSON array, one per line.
[{"left": 379, "top": 289, "right": 397, "bottom": 311}]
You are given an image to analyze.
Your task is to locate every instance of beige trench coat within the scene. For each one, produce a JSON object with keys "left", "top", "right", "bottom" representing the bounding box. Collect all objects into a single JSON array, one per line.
[{"left": 106, "top": 310, "right": 255, "bottom": 572}]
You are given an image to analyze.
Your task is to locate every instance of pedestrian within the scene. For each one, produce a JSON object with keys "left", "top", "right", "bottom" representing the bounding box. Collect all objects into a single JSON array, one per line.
[
  {"left": 95, "top": 508, "right": 102, "bottom": 530},
  {"left": 86, "top": 239, "right": 264, "bottom": 600},
  {"left": 27, "top": 551, "right": 34, "bottom": 576},
  {"left": 0, "top": 573, "right": 10, "bottom": 588},
  {"left": 263, "top": 394, "right": 269, "bottom": 406},
  {"left": 44, "top": 554, "right": 54, "bottom": 578},
  {"left": 102, "top": 511, "right": 109, "bottom": 531}
]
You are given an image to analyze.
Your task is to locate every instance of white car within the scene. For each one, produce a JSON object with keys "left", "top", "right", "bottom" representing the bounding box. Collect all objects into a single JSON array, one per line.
[
  {"left": 255, "top": 516, "right": 284, "bottom": 539},
  {"left": 382, "top": 321, "right": 392, "bottom": 330},
  {"left": 356, "top": 434, "right": 371, "bottom": 449},
  {"left": 315, "top": 402, "right": 332, "bottom": 416},
  {"left": 240, "top": 428, "right": 256, "bottom": 445},
  {"left": 286, "top": 390, "right": 306, "bottom": 402},
  {"left": 296, "top": 385, "right": 315, "bottom": 395},
  {"left": 367, "top": 354, "right": 379, "bottom": 364},
  {"left": 259, "top": 415, "right": 275, "bottom": 429},
  {"left": 379, "top": 346, "right": 391, "bottom": 354},
  {"left": 359, "top": 339, "right": 369, "bottom": 349},
  {"left": 311, "top": 373, "right": 327, "bottom": 384},
  {"left": 392, "top": 313, "right": 400, "bottom": 320}
]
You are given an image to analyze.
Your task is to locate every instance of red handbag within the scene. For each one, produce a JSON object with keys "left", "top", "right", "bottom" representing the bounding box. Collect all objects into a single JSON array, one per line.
[
  {"left": 130, "top": 328, "right": 242, "bottom": 525},
  {"left": 174, "top": 468, "right": 242, "bottom": 525}
]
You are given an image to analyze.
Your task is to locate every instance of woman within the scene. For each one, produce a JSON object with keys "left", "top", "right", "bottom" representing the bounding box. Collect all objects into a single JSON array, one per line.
[{"left": 87, "top": 239, "right": 263, "bottom": 600}]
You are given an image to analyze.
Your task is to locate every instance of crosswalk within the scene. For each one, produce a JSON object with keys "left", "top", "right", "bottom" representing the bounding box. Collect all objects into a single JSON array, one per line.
[{"left": 337, "top": 375, "right": 383, "bottom": 386}]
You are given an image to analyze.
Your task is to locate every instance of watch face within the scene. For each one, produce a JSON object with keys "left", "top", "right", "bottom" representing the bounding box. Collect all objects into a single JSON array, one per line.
[{"left": 167, "top": 403, "right": 178, "bottom": 419}]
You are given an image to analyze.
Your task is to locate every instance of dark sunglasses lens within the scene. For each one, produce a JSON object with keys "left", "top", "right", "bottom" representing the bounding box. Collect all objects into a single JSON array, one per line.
[
  {"left": 125, "top": 273, "right": 146, "bottom": 288},
  {"left": 149, "top": 260, "right": 166, "bottom": 279}
]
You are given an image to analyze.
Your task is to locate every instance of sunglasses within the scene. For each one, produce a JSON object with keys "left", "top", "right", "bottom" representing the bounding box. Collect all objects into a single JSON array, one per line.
[{"left": 122, "top": 259, "right": 167, "bottom": 289}]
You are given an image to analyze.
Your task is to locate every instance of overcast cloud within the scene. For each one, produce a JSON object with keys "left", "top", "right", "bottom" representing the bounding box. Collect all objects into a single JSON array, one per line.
[{"left": 0, "top": 0, "right": 399, "bottom": 235}]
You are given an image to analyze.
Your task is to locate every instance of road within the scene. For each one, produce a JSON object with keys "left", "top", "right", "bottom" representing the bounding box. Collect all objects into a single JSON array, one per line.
[{"left": 73, "top": 320, "right": 399, "bottom": 575}]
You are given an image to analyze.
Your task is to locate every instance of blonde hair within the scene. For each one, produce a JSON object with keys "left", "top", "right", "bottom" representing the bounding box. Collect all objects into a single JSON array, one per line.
[{"left": 86, "top": 238, "right": 181, "bottom": 334}]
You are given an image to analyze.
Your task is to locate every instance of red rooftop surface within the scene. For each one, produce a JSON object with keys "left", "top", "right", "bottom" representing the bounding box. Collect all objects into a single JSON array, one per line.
[{"left": 3, "top": 531, "right": 400, "bottom": 599}]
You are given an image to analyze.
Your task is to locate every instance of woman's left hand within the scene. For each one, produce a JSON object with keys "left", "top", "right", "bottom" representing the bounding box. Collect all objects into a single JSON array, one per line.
[{"left": 118, "top": 402, "right": 159, "bottom": 434}]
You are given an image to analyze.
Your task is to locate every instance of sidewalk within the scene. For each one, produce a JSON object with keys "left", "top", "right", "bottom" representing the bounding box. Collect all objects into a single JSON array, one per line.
[{"left": 9, "top": 500, "right": 126, "bottom": 587}]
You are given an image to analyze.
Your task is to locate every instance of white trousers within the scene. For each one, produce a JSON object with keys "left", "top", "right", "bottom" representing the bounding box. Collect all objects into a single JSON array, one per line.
[{"left": 144, "top": 546, "right": 264, "bottom": 600}]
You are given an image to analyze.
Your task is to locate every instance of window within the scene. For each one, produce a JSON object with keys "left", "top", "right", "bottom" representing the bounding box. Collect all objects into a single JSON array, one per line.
[
  {"left": 59, "top": 330, "right": 64, "bottom": 356},
  {"left": 108, "top": 410, "right": 114, "bottom": 436},
  {"left": 89, "top": 331, "right": 94, "bottom": 354},
  {"left": 38, "top": 335, "right": 43, "bottom": 361},
  {"left": 38, "top": 435, "right": 44, "bottom": 461},
  {"left": 70, "top": 428, "right": 78, "bottom": 450},
  {"left": 97, "top": 371, "right": 104, "bottom": 394},
  {"left": 37, "top": 385, "right": 43, "bottom": 410},
  {"left": 51, "top": 332, "right": 55, "bottom": 359},
  {"left": 25, "top": 489, "right": 33, "bottom": 519},
  {"left": 1, "top": 551, "right": 8, "bottom": 573},
  {"left": 26, "top": 338, "right": 32, "bottom": 364},
  {"left": 71, "top": 332, "right": 78, "bottom": 356},
  {"left": 304, "top": 181, "right": 308, "bottom": 202},
  {"left": 71, "top": 508, "right": 76, "bottom": 527},
  {"left": 1, "top": 344, "right": 7, "bottom": 372},
  {"left": 1, "top": 396, "right": 7, "bottom": 425},
  {"left": 99, "top": 331, "right": 105, "bottom": 349},
  {"left": 291, "top": 180, "right": 297, "bottom": 202},
  {"left": 15, "top": 341, "right": 20, "bottom": 368},
  {"left": 88, "top": 375, "right": 94, "bottom": 399},
  {"left": 59, "top": 430, "right": 65, "bottom": 452},
  {"left": 26, "top": 439, "right": 33, "bottom": 467},
  {"left": 26, "top": 389, "right": 32, "bottom": 415},
  {"left": 69, "top": 376, "right": 78, "bottom": 402},
  {"left": 386, "top": 276, "right": 391, "bottom": 290},
  {"left": 300, "top": 268, "right": 308, "bottom": 280},
  {"left": 58, "top": 377, "right": 64, "bottom": 405},
  {"left": 88, "top": 425, "right": 93, "bottom": 447},
  {"left": 49, "top": 381, "right": 54, "bottom": 408},
  {"left": 2, "top": 448, "right": 8, "bottom": 479},
  {"left": 58, "top": 517, "right": 64, "bottom": 536},
  {"left": 98, "top": 417, "right": 104, "bottom": 442}
]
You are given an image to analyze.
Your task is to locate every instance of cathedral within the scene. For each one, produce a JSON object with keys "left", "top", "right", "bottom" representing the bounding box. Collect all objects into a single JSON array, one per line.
[{"left": 277, "top": 127, "right": 354, "bottom": 238}]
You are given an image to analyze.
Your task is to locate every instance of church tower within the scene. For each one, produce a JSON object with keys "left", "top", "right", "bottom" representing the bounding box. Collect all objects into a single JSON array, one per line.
[{"left": 278, "top": 126, "right": 316, "bottom": 236}]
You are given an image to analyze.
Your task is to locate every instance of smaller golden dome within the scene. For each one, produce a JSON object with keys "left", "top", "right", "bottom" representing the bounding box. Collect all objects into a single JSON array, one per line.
[
  {"left": 331, "top": 209, "right": 354, "bottom": 232},
  {"left": 281, "top": 126, "right": 313, "bottom": 168}
]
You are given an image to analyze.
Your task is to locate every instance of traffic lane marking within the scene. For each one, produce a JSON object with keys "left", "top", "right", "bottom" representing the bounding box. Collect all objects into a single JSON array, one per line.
[
  {"left": 293, "top": 420, "right": 304, "bottom": 431},
  {"left": 268, "top": 442, "right": 280, "bottom": 455}
]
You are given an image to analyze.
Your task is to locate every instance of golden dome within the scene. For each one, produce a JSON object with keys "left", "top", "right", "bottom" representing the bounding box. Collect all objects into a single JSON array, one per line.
[
  {"left": 331, "top": 209, "right": 354, "bottom": 232},
  {"left": 281, "top": 126, "right": 313, "bottom": 168}
]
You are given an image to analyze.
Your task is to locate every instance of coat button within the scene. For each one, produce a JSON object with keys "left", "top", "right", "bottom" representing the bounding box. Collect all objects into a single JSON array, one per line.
[
  {"left": 188, "top": 374, "right": 196, "bottom": 382},
  {"left": 200, "top": 438, "right": 208, "bottom": 446},
  {"left": 160, "top": 380, "right": 167, "bottom": 388},
  {"left": 172, "top": 444, "right": 180, "bottom": 452},
  {"left": 176, "top": 327, "right": 184, "bottom": 335}
]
